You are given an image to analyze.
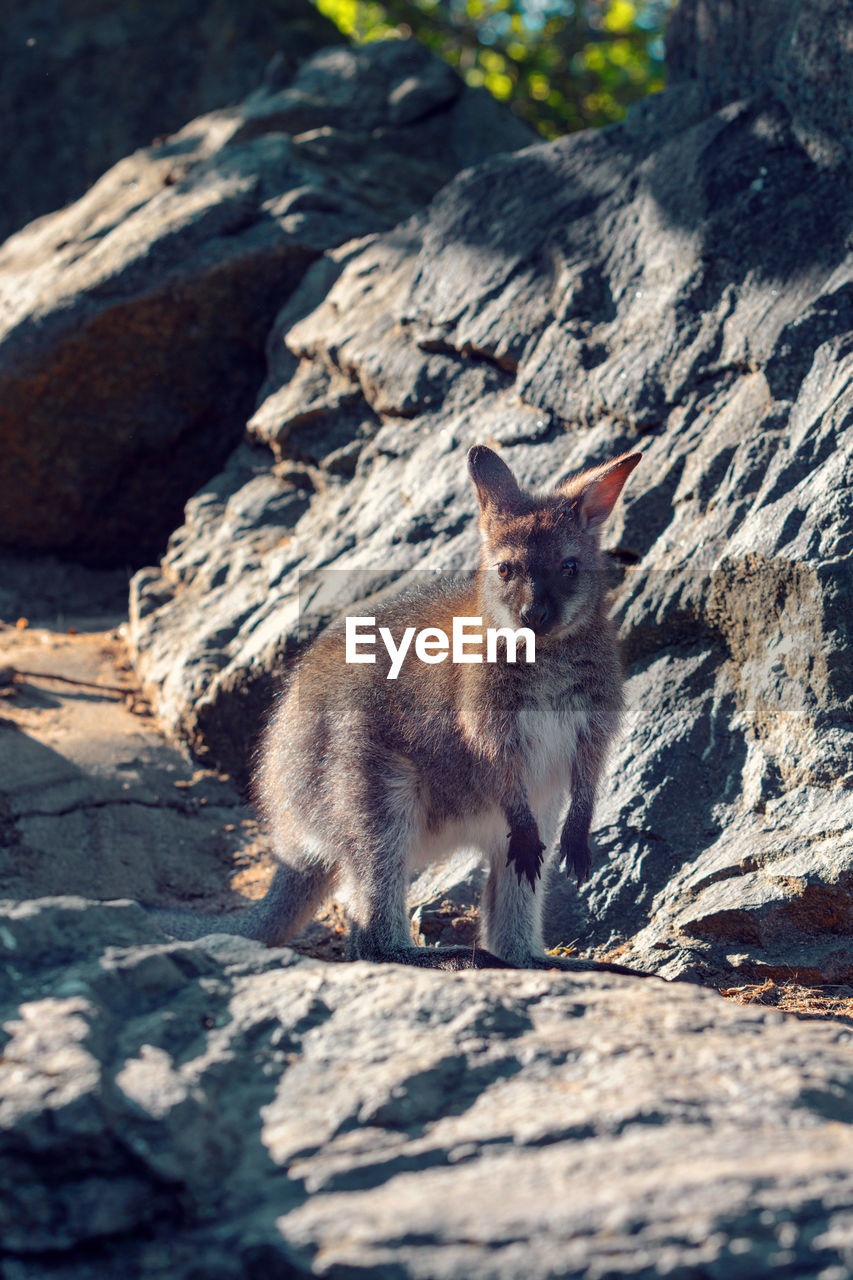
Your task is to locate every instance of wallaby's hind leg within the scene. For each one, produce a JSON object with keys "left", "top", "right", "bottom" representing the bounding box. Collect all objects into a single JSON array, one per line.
[
  {"left": 345, "top": 824, "right": 415, "bottom": 962},
  {"left": 348, "top": 885, "right": 511, "bottom": 967},
  {"left": 344, "top": 800, "right": 510, "bottom": 970}
]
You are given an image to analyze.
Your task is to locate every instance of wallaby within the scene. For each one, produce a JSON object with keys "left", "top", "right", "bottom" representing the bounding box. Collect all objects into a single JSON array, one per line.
[{"left": 152, "top": 445, "right": 641, "bottom": 971}]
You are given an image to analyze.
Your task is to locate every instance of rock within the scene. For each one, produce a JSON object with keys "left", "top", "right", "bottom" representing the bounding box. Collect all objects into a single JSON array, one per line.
[
  {"left": 409, "top": 850, "right": 485, "bottom": 949},
  {"left": 0, "top": 39, "right": 533, "bottom": 565},
  {"left": 130, "top": 1, "right": 853, "bottom": 984},
  {"left": 3, "top": 899, "right": 853, "bottom": 1277},
  {"left": 0, "top": 0, "right": 345, "bottom": 243},
  {"left": 667, "top": 0, "right": 853, "bottom": 166},
  {"left": 0, "top": 551, "right": 130, "bottom": 630}
]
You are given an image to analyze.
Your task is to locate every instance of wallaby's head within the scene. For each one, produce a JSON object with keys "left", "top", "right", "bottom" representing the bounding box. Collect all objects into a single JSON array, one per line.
[{"left": 467, "top": 445, "right": 641, "bottom": 638}]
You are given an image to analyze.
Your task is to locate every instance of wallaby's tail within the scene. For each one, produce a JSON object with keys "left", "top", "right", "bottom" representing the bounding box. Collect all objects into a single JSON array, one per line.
[{"left": 146, "top": 862, "right": 333, "bottom": 947}]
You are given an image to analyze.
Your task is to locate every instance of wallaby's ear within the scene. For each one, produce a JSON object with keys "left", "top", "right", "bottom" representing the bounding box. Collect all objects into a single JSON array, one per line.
[
  {"left": 467, "top": 444, "right": 525, "bottom": 514},
  {"left": 560, "top": 452, "right": 642, "bottom": 531}
]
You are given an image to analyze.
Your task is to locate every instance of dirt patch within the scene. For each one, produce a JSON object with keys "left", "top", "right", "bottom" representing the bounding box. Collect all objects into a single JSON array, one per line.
[{"left": 0, "top": 620, "right": 258, "bottom": 904}]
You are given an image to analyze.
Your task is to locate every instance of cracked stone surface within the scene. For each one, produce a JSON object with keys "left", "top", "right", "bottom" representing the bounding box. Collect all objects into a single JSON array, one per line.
[
  {"left": 0, "top": 38, "right": 532, "bottom": 564},
  {"left": 0, "top": 569, "right": 266, "bottom": 912},
  {"left": 130, "top": 0, "right": 853, "bottom": 984},
  {"left": 2, "top": 899, "right": 853, "bottom": 1278}
]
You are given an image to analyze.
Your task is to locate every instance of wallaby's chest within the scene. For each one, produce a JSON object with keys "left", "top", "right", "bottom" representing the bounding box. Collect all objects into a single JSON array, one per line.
[{"left": 515, "top": 695, "right": 589, "bottom": 794}]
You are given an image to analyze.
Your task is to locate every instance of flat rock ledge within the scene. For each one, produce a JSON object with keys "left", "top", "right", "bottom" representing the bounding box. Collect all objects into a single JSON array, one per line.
[{"left": 2, "top": 897, "right": 853, "bottom": 1280}]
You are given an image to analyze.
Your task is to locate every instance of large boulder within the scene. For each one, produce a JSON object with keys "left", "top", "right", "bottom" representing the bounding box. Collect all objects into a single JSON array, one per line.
[
  {"left": 0, "top": 39, "right": 532, "bottom": 565},
  {"left": 130, "top": 0, "right": 853, "bottom": 986},
  {"left": 2, "top": 898, "right": 853, "bottom": 1278},
  {"left": 0, "top": 0, "right": 345, "bottom": 243}
]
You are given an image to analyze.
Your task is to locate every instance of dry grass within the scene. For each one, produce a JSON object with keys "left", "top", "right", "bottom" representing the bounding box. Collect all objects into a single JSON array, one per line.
[{"left": 718, "top": 978, "right": 853, "bottom": 1022}]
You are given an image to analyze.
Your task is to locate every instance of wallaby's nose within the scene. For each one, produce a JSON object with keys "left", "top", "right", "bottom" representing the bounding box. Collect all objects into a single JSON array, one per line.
[{"left": 520, "top": 600, "right": 549, "bottom": 630}]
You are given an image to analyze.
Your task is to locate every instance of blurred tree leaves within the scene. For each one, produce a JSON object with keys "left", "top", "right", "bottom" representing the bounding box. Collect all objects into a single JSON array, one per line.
[{"left": 313, "top": 0, "right": 674, "bottom": 137}]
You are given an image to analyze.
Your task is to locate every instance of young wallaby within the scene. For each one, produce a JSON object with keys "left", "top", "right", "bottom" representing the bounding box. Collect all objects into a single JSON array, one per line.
[{"left": 153, "top": 445, "right": 641, "bottom": 971}]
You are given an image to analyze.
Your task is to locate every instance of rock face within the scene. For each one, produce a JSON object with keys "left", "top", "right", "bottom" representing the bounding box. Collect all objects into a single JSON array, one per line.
[
  {"left": 130, "top": 0, "right": 853, "bottom": 985},
  {"left": 0, "top": 0, "right": 345, "bottom": 243},
  {"left": 667, "top": 0, "right": 853, "bottom": 166},
  {"left": 3, "top": 898, "right": 853, "bottom": 1279},
  {"left": 0, "top": 39, "right": 532, "bottom": 565}
]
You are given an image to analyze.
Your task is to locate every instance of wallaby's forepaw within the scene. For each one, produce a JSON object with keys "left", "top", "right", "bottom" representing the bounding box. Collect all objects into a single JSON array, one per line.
[
  {"left": 506, "top": 827, "right": 546, "bottom": 890},
  {"left": 560, "top": 834, "right": 592, "bottom": 885}
]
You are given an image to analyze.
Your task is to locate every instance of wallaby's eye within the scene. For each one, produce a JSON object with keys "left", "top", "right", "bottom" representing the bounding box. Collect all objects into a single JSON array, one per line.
[
  {"left": 561, "top": 558, "right": 578, "bottom": 577},
  {"left": 497, "top": 562, "right": 513, "bottom": 580}
]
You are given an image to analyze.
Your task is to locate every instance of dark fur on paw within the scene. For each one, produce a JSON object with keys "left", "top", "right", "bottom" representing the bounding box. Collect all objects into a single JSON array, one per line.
[
  {"left": 506, "top": 826, "right": 546, "bottom": 890},
  {"left": 560, "top": 834, "right": 592, "bottom": 885}
]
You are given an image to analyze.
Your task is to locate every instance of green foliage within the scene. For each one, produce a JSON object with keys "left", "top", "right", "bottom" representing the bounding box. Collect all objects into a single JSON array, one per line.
[{"left": 314, "top": 0, "right": 674, "bottom": 137}]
